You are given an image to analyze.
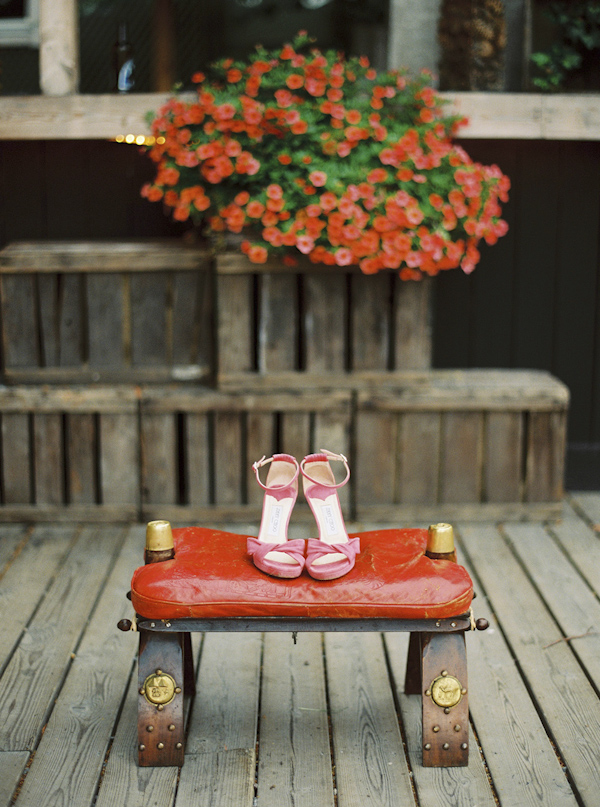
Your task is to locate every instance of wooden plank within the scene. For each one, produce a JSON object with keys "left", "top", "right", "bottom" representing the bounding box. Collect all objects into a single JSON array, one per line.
[
  {"left": 213, "top": 412, "right": 243, "bottom": 506},
  {"left": 355, "top": 411, "right": 397, "bottom": 506},
  {"left": 246, "top": 412, "right": 276, "bottom": 507},
  {"left": 257, "top": 633, "right": 334, "bottom": 807},
  {"left": 396, "top": 412, "right": 441, "bottom": 504},
  {"left": 0, "top": 385, "right": 138, "bottom": 413},
  {"left": 0, "top": 241, "right": 210, "bottom": 272},
  {"left": 172, "top": 270, "right": 201, "bottom": 366},
  {"left": 33, "top": 413, "right": 63, "bottom": 505},
  {"left": 280, "top": 412, "right": 311, "bottom": 460},
  {"left": 258, "top": 272, "right": 298, "bottom": 372},
  {"left": 0, "top": 752, "right": 29, "bottom": 807},
  {"left": 186, "top": 633, "right": 261, "bottom": 754},
  {"left": 0, "top": 274, "right": 38, "bottom": 368},
  {"left": 99, "top": 412, "right": 139, "bottom": 506},
  {"left": 1, "top": 413, "right": 32, "bottom": 504},
  {"left": 439, "top": 412, "right": 483, "bottom": 504},
  {"left": 14, "top": 526, "right": 141, "bottom": 807},
  {"left": 567, "top": 491, "right": 600, "bottom": 534},
  {"left": 36, "top": 274, "right": 59, "bottom": 366},
  {"left": 186, "top": 412, "right": 211, "bottom": 506},
  {"left": 313, "top": 409, "right": 352, "bottom": 510},
  {"left": 39, "top": 0, "right": 79, "bottom": 96},
  {"left": 351, "top": 273, "right": 391, "bottom": 371},
  {"left": 504, "top": 522, "right": 600, "bottom": 689},
  {"left": 57, "top": 273, "right": 83, "bottom": 367},
  {"left": 65, "top": 413, "right": 96, "bottom": 504},
  {"left": 0, "top": 524, "right": 77, "bottom": 671},
  {"left": 484, "top": 412, "right": 523, "bottom": 503},
  {"left": 177, "top": 750, "right": 255, "bottom": 807},
  {"left": 303, "top": 273, "right": 347, "bottom": 372},
  {"left": 0, "top": 525, "right": 122, "bottom": 751},
  {"left": 217, "top": 274, "right": 254, "bottom": 375},
  {"left": 384, "top": 632, "right": 497, "bottom": 806},
  {"left": 94, "top": 675, "right": 179, "bottom": 807},
  {"left": 0, "top": 523, "right": 29, "bottom": 572},
  {"left": 1, "top": 93, "right": 600, "bottom": 141},
  {"left": 0, "top": 503, "right": 137, "bottom": 522},
  {"left": 141, "top": 386, "right": 352, "bottom": 414},
  {"left": 140, "top": 412, "right": 177, "bottom": 505},
  {"left": 131, "top": 272, "right": 168, "bottom": 366},
  {"left": 87, "top": 273, "right": 126, "bottom": 369},
  {"left": 324, "top": 632, "right": 414, "bottom": 806},
  {"left": 458, "top": 524, "right": 600, "bottom": 804},
  {"left": 393, "top": 276, "right": 432, "bottom": 370},
  {"left": 526, "top": 411, "right": 566, "bottom": 502}
]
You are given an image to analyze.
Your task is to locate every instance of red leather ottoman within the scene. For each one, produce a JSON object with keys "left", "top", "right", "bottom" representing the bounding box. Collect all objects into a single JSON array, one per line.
[{"left": 120, "top": 522, "right": 487, "bottom": 769}]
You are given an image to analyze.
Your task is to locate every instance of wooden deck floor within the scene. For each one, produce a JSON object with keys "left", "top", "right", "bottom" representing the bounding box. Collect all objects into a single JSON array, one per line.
[{"left": 1, "top": 492, "right": 600, "bottom": 807}]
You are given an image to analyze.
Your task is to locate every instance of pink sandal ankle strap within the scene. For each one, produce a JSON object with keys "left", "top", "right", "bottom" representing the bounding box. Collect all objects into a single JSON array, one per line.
[
  {"left": 253, "top": 453, "right": 300, "bottom": 491},
  {"left": 300, "top": 449, "right": 350, "bottom": 489}
]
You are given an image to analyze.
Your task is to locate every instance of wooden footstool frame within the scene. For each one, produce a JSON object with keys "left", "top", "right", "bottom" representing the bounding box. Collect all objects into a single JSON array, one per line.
[{"left": 122, "top": 522, "right": 486, "bottom": 769}]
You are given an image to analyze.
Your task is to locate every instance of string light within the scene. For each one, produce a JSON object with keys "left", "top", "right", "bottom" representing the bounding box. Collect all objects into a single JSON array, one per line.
[{"left": 111, "top": 134, "right": 158, "bottom": 146}]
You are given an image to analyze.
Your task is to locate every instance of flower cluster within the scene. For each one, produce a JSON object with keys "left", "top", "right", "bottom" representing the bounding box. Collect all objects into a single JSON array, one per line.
[{"left": 142, "top": 32, "right": 510, "bottom": 278}]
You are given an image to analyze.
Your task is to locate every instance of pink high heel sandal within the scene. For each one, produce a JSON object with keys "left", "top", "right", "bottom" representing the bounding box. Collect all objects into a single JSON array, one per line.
[
  {"left": 301, "top": 450, "right": 359, "bottom": 580},
  {"left": 247, "top": 454, "right": 305, "bottom": 579}
]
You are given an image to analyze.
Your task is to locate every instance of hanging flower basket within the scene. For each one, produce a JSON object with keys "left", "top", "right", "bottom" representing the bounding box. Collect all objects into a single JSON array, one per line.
[{"left": 142, "top": 32, "right": 510, "bottom": 280}]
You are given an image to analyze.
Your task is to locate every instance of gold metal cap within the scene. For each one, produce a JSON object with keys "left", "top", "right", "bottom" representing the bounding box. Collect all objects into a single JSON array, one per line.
[
  {"left": 427, "top": 523, "right": 455, "bottom": 554},
  {"left": 146, "top": 520, "right": 174, "bottom": 552}
]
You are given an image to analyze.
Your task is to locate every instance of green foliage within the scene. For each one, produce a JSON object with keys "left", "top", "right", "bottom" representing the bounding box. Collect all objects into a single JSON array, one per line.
[{"left": 531, "top": 1, "right": 600, "bottom": 91}]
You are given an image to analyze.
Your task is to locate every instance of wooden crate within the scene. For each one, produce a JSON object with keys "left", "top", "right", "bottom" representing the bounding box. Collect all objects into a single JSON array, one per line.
[
  {"left": 354, "top": 370, "right": 569, "bottom": 521},
  {"left": 216, "top": 252, "right": 432, "bottom": 387},
  {"left": 0, "top": 386, "right": 139, "bottom": 521},
  {"left": 139, "top": 386, "right": 353, "bottom": 523},
  {"left": 0, "top": 240, "right": 212, "bottom": 384}
]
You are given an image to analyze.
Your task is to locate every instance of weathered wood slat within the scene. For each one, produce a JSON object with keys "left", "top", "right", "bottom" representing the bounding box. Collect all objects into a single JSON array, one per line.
[
  {"left": 458, "top": 524, "right": 600, "bottom": 804},
  {"left": 526, "top": 411, "right": 566, "bottom": 502},
  {"left": 213, "top": 412, "right": 244, "bottom": 505},
  {"left": 177, "top": 750, "right": 255, "bottom": 807},
  {"left": 99, "top": 412, "right": 139, "bottom": 507},
  {"left": 58, "top": 273, "right": 83, "bottom": 367},
  {"left": 36, "top": 274, "right": 59, "bottom": 366},
  {"left": 355, "top": 411, "right": 397, "bottom": 506},
  {"left": 0, "top": 385, "right": 138, "bottom": 413},
  {"left": 484, "top": 412, "right": 523, "bottom": 503},
  {"left": 303, "top": 273, "right": 347, "bottom": 372},
  {"left": 258, "top": 273, "right": 298, "bottom": 372},
  {"left": 217, "top": 274, "right": 254, "bottom": 375},
  {"left": 141, "top": 413, "right": 177, "bottom": 505},
  {"left": 14, "top": 526, "right": 140, "bottom": 807},
  {"left": 280, "top": 412, "right": 311, "bottom": 460},
  {"left": 131, "top": 273, "right": 169, "bottom": 367},
  {"left": 0, "top": 525, "right": 77, "bottom": 671},
  {"left": 0, "top": 275, "right": 38, "bottom": 367},
  {"left": 393, "top": 276, "right": 431, "bottom": 370},
  {"left": 186, "top": 412, "right": 211, "bottom": 506},
  {"left": 1, "top": 412, "right": 32, "bottom": 504},
  {"left": 33, "top": 413, "right": 63, "bottom": 505},
  {"left": 66, "top": 413, "right": 96, "bottom": 504},
  {"left": 397, "top": 412, "right": 440, "bottom": 504},
  {"left": 94, "top": 674, "right": 179, "bottom": 807},
  {"left": 258, "top": 633, "right": 335, "bottom": 807},
  {"left": 324, "top": 632, "right": 415, "bottom": 806},
  {"left": 86, "top": 273, "right": 126, "bottom": 368},
  {"left": 0, "top": 525, "right": 122, "bottom": 751},
  {"left": 0, "top": 751, "right": 29, "bottom": 807},
  {"left": 351, "top": 273, "right": 391, "bottom": 371},
  {"left": 186, "top": 633, "right": 262, "bottom": 755},
  {"left": 440, "top": 413, "right": 483, "bottom": 504},
  {"left": 0, "top": 240, "right": 210, "bottom": 272},
  {"left": 570, "top": 491, "right": 600, "bottom": 527},
  {"left": 552, "top": 500, "right": 600, "bottom": 594},
  {"left": 246, "top": 412, "right": 276, "bottom": 507},
  {"left": 0, "top": 524, "right": 29, "bottom": 572}
]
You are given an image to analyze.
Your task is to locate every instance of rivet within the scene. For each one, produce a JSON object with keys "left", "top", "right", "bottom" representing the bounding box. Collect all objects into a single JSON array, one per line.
[
  {"left": 451, "top": 622, "right": 457, "bottom": 628},
  {"left": 432, "top": 725, "right": 440, "bottom": 733},
  {"left": 156, "top": 669, "right": 163, "bottom": 675},
  {"left": 444, "top": 708, "right": 451, "bottom": 714},
  {"left": 157, "top": 704, "right": 164, "bottom": 711},
  {"left": 157, "top": 742, "right": 165, "bottom": 750},
  {"left": 461, "top": 743, "right": 468, "bottom": 750},
  {"left": 441, "top": 670, "right": 448, "bottom": 676},
  {"left": 454, "top": 725, "right": 461, "bottom": 732},
  {"left": 139, "top": 688, "right": 145, "bottom": 696},
  {"left": 425, "top": 689, "right": 431, "bottom": 697},
  {"left": 166, "top": 622, "right": 171, "bottom": 627},
  {"left": 139, "top": 744, "right": 146, "bottom": 751},
  {"left": 146, "top": 725, "right": 154, "bottom": 732},
  {"left": 443, "top": 743, "right": 449, "bottom": 750},
  {"left": 175, "top": 687, "right": 182, "bottom": 694},
  {"left": 461, "top": 688, "right": 467, "bottom": 695},
  {"left": 150, "top": 622, "right": 155, "bottom": 628},
  {"left": 168, "top": 724, "right": 175, "bottom": 731},
  {"left": 435, "top": 621, "right": 441, "bottom": 627},
  {"left": 176, "top": 742, "right": 183, "bottom": 749},
  {"left": 424, "top": 743, "right": 431, "bottom": 750}
]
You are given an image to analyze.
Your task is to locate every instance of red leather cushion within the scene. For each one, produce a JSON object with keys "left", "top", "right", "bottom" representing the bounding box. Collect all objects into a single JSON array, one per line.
[{"left": 131, "top": 527, "right": 473, "bottom": 620}]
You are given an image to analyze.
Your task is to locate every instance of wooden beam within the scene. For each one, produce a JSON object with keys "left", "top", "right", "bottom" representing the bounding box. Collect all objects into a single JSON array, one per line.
[{"left": 39, "top": 0, "right": 79, "bottom": 95}]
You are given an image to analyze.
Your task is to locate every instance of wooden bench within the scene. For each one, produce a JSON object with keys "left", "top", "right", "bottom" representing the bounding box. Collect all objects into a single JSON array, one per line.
[{"left": 119, "top": 520, "right": 489, "bottom": 769}]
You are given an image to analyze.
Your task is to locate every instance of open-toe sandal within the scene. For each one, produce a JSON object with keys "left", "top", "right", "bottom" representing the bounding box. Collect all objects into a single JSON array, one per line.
[
  {"left": 301, "top": 450, "right": 358, "bottom": 581},
  {"left": 247, "top": 454, "right": 305, "bottom": 578}
]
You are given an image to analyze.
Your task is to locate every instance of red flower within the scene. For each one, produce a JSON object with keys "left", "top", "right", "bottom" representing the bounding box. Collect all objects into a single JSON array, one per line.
[{"left": 309, "top": 171, "right": 327, "bottom": 187}]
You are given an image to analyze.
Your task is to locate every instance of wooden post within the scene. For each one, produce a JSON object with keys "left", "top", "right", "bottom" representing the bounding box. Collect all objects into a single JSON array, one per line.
[
  {"left": 152, "top": 0, "right": 176, "bottom": 91},
  {"left": 39, "top": 0, "right": 79, "bottom": 95}
]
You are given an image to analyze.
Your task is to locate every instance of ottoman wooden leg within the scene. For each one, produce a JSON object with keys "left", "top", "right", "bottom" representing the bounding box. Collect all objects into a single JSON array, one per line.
[
  {"left": 421, "top": 631, "right": 469, "bottom": 767},
  {"left": 138, "top": 629, "right": 187, "bottom": 767},
  {"left": 404, "top": 632, "right": 422, "bottom": 695}
]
